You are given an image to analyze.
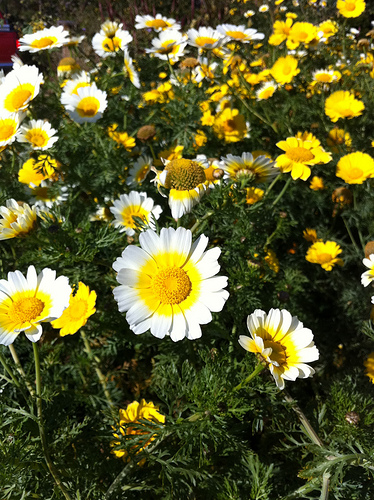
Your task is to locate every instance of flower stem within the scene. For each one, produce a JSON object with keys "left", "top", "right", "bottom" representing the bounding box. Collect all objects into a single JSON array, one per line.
[
  {"left": 33, "top": 343, "right": 72, "bottom": 500},
  {"left": 8, "top": 344, "right": 35, "bottom": 397},
  {"left": 190, "top": 211, "right": 214, "bottom": 234},
  {"left": 80, "top": 330, "right": 116, "bottom": 416},
  {"left": 0, "top": 350, "right": 21, "bottom": 388},
  {"left": 272, "top": 177, "right": 292, "bottom": 207},
  {"left": 233, "top": 363, "right": 265, "bottom": 391}
]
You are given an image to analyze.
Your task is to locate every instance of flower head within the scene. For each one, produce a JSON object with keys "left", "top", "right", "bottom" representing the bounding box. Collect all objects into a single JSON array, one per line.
[
  {"left": 92, "top": 24, "right": 132, "bottom": 58},
  {"left": 325, "top": 91, "right": 364, "bottom": 122},
  {"left": 187, "top": 27, "right": 226, "bottom": 50},
  {"left": 123, "top": 49, "right": 140, "bottom": 89},
  {"left": 0, "top": 265, "right": 71, "bottom": 345},
  {"left": 306, "top": 241, "right": 343, "bottom": 271},
  {"left": 127, "top": 156, "right": 153, "bottom": 185},
  {"left": 309, "top": 176, "right": 325, "bottom": 190},
  {"left": 337, "top": 0, "right": 365, "bottom": 18},
  {"left": 51, "top": 282, "right": 96, "bottom": 336},
  {"left": 0, "top": 65, "right": 44, "bottom": 115},
  {"left": 213, "top": 107, "right": 248, "bottom": 143},
  {"left": 239, "top": 308, "right": 319, "bottom": 390},
  {"left": 364, "top": 352, "right": 374, "bottom": 383},
  {"left": 145, "top": 30, "right": 187, "bottom": 63},
  {"left": 18, "top": 25, "right": 69, "bottom": 52},
  {"left": 62, "top": 84, "right": 107, "bottom": 123},
  {"left": 276, "top": 135, "right": 332, "bottom": 181},
  {"left": 108, "top": 124, "right": 135, "bottom": 150},
  {"left": 153, "top": 158, "right": 207, "bottom": 219},
  {"left": 271, "top": 55, "right": 299, "bottom": 85},
  {"left": 0, "top": 199, "right": 38, "bottom": 240},
  {"left": 216, "top": 24, "right": 264, "bottom": 43},
  {"left": 111, "top": 399, "right": 165, "bottom": 461},
  {"left": 17, "top": 119, "right": 58, "bottom": 150},
  {"left": 361, "top": 254, "right": 374, "bottom": 287},
  {"left": 221, "top": 153, "right": 278, "bottom": 183},
  {"left": 135, "top": 14, "right": 180, "bottom": 32},
  {"left": 0, "top": 112, "right": 21, "bottom": 148},
  {"left": 112, "top": 227, "right": 229, "bottom": 341},
  {"left": 256, "top": 81, "right": 277, "bottom": 100},
  {"left": 18, "top": 156, "right": 58, "bottom": 187},
  {"left": 336, "top": 152, "right": 374, "bottom": 184},
  {"left": 110, "top": 191, "right": 162, "bottom": 236}
]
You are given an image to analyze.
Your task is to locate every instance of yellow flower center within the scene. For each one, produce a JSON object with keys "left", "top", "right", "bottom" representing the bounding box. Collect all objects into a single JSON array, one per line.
[
  {"left": 69, "top": 299, "right": 88, "bottom": 319},
  {"left": 4, "top": 85, "right": 34, "bottom": 112},
  {"left": 349, "top": 167, "right": 363, "bottom": 179},
  {"left": 102, "top": 36, "right": 121, "bottom": 52},
  {"left": 318, "top": 253, "right": 332, "bottom": 264},
  {"left": 316, "top": 73, "right": 333, "bottom": 83},
  {"left": 9, "top": 297, "right": 44, "bottom": 324},
  {"left": 120, "top": 206, "right": 148, "bottom": 228},
  {"left": 159, "top": 41, "right": 176, "bottom": 54},
  {"left": 345, "top": 2, "right": 356, "bottom": 11},
  {"left": 76, "top": 96, "right": 100, "bottom": 117},
  {"left": 263, "top": 339, "right": 287, "bottom": 367},
  {"left": 152, "top": 267, "right": 192, "bottom": 304},
  {"left": 259, "top": 88, "right": 274, "bottom": 99},
  {"left": 31, "top": 36, "right": 57, "bottom": 49},
  {"left": 146, "top": 19, "right": 170, "bottom": 29},
  {"left": 226, "top": 30, "right": 247, "bottom": 40},
  {"left": 0, "top": 121, "right": 16, "bottom": 141},
  {"left": 286, "top": 147, "right": 315, "bottom": 163},
  {"left": 164, "top": 158, "right": 206, "bottom": 191},
  {"left": 195, "top": 36, "right": 217, "bottom": 47},
  {"left": 25, "top": 129, "right": 49, "bottom": 148}
]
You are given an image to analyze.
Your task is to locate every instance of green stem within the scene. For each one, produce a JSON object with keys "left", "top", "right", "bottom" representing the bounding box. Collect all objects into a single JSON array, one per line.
[
  {"left": 320, "top": 471, "right": 330, "bottom": 500},
  {"left": 233, "top": 363, "right": 265, "bottom": 391},
  {"left": 8, "top": 344, "right": 35, "bottom": 397},
  {"left": 284, "top": 392, "right": 324, "bottom": 447},
  {"left": 33, "top": 343, "right": 72, "bottom": 500},
  {"left": 272, "top": 177, "right": 291, "bottom": 207},
  {"left": 0, "top": 350, "right": 21, "bottom": 388},
  {"left": 342, "top": 216, "right": 361, "bottom": 255},
  {"left": 104, "top": 461, "right": 134, "bottom": 499},
  {"left": 149, "top": 143, "right": 157, "bottom": 163},
  {"left": 81, "top": 330, "right": 116, "bottom": 415},
  {"left": 190, "top": 211, "right": 214, "bottom": 234}
]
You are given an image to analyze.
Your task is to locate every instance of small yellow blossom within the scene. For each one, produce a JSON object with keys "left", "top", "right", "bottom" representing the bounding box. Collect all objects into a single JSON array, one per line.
[
  {"left": 306, "top": 241, "right": 343, "bottom": 271},
  {"left": 309, "top": 176, "right": 325, "bottom": 191}
]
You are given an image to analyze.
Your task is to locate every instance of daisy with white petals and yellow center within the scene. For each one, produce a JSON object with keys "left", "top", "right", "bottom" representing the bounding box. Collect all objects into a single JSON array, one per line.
[
  {"left": 239, "top": 308, "right": 319, "bottom": 390},
  {"left": 187, "top": 27, "right": 226, "bottom": 50},
  {"left": 221, "top": 153, "right": 278, "bottom": 184},
  {"left": 92, "top": 22, "right": 133, "bottom": 58},
  {"left": 361, "top": 254, "right": 374, "bottom": 287},
  {"left": 18, "top": 25, "right": 69, "bottom": 52},
  {"left": 17, "top": 119, "right": 58, "bottom": 150},
  {"left": 61, "top": 84, "right": 108, "bottom": 123},
  {"left": 145, "top": 30, "right": 188, "bottom": 63},
  {"left": 152, "top": 158, "right": 207, "bottom": 219},
  {"left": 0, "top": 265, "right": 71, "bottom": 345},
  {"left": 110, "top": 191, "right": 162, "bottom": 236},
  {"left": 112, "top": 227, "right": 229, "bottom": 341},
  {"left": 0, "top": 112, "right": 21, "bottom": 148},
  {"left": 0, "top": 199, "right": 37, "bottom": 240},
  {"left": 0, "top": 65, "right": 44, "bottom": 115},
  {"left": 216, "top": 24, "right": 264, "bottom": 43},
  {"left": 126, "top": 156, "right": 153, "bottom": 185},
  {"left": 135, "top": 14, "right": 181, "bottom": 32}
]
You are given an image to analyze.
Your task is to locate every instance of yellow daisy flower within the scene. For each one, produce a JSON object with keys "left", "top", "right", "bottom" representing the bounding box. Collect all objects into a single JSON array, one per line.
[
  {"left": 111, "top": 399, "right": 165, "bottom": 462},
  {"left": 276, "top": 135, "right": 332, "bottom": 181},
  {"left": 221, "top": 153, "right": 278, "bottom": 183},
  {"left": 269, "top": 19, "right": 293, "bottom": 46},
  {"left": 213, "top": 107, "right": 247, "bottom": 143},
  {"left": 255, "top": 81, "right": 277, "bottom": 100},
  {"left": 0, "top": 265, "right": 71, "bottom": 345},
  {"left": 108, "top": 124, "right": 136, "bottom": 151},
  {"left": 309, "top": 176, "right": 325, "bottom": 190},
  {"left": 305, "top": 241, "right": 344, "bottom": 271},
  {"left": 288, "top": 22, "right": 317, "bottom": 47},
  {"left": 364, "top": 352, "right": 374, "bottom": 383},
  {"left": 318, "top": 20, "right": 338, "bottom": 39},
  {"left": 270, "top": 55, "right": 300, "bottom": 85},
  {"left": 336, "top": 152, "right": 374, "bottom": 184},
  {"left": 18, "top": 156, "right": 58, "bottom": 187},
  {"left": 51, "top": 282, "right": 96, "bottom": 336},
  {"left": 337, "top": 0, "right": 365, "bottom": 18},
  {"left": 303, "top": 228, "right": 319, "bottom": 243},
  {"left": 112, "top": 227, "right": 229, "bottom": 341},
  {"left": 326, "top": 128, "right": 352, "bottom": 153},
  {"left": 239, "top": 308, "right": 319, "bottom": 390},
  {"left": 17, "top": 119, "right": 58, "bottom": 150},
  {"left": 246, "top": 187, "right": 264, "bottom": 204},
  {"left": 0, "top": 112, "right": 21, "bottom": 148},
  {"left": 325, "top": 91, "right": 364, "bottom": 123}
]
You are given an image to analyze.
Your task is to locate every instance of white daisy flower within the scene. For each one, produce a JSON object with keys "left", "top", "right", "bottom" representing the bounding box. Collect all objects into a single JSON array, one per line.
[
  {"left": 187, "top": 27, "right": 227, "bottom": 50},
  {"left": 216, "top": 24, "right": 265, "bottom": 43},
  {"left": 193, "top": 58, "right": 218, "bottom": 82},
  {"left": 17, "top": 119, "right": 58, "bottom": 150},
  {"left": 126, "top": 156, "right": 153, "bottom": 185},
  {"left": 62, "top": 83, "right": 108, "bottom": 123},
  {"left": 18, "top": 25, "right": 70, "bottom": 52},
  {"left": 112, "top": 227, "right": 229, "bottom": 341},
  {"left": 110, "top": 191, "right": 162, "bottom": 236},
  {"left": 0, "top": 112, "right": 22, "bottom": 148},
  {"left": 28, "top": 181, "right": 68, "bottom": 209},
  {"left": 92, "top": 26, "right": 133, "bottom": 58},
  {"left": 362, "top": 254, "right": 374, "bottom": 287},
  {"left": 145, "top": 30, "right": 188, "bottom": 63},
  {"left": 61, "top": 71, "right": 92, "bottom": 97},
  {"left": 124, "top": 49, "right": 140, "bottom": 89},
  {"left": 312, "top": 69, "right": 338, "bottom": 84},
  {"left": 135, "top": 14, "right": 181, "bottom": 32},
  {"left": 0, "top": 65, "right": 44, "bottom": 115},
  {"left": 221, "top": 153, "right": 278, "bottom": 183},
  {"left": 0, "top": 265, "right": 71, "bottom": 345},
  {"left": 255, "top": 81, "right": 278, "bottom": 100},
  {"left": 0, "top": 199, "right": 37, "bottom": 241}
]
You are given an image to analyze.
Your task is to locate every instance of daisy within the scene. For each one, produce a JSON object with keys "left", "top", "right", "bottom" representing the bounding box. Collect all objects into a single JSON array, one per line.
[
  {"left": 0, "top": 65, "right": 44, "bottom": 115},
  {"left": 239, "top": 308, "right": 319, "bottom": 390},
  {"left": 51, "top": 282, "right": 96, "bottom": 336},
  {"left": 57, "top": 57, "right": 81, "bottom": 78},
  {"left": 18, "top": 25, "right": 69, "bottom": 52},
  {"left": 305, "top": 241, "right": 343, "bottom": 271},
  {"left": 270, "top": 55, "right": 299, "bottom": 85},
  {"left": 61, "top": 71, "right": 92, "bottom": 97},
  {"left": 216, "top": 24, "right": 264, "bottom": 43},
  {"left": 213, "top": 107, "right": 248, "bottom": 143},
  {"left": 0, "top": 112, "right": 22, "bottom": 148},
  {"left": 0, "top": 199, "right": 37, "bottom": 240},
  {"left": 92, "top": 25, "right": 132, "bottom": 58},
  {"left": 187, "top": 27, "right": 226, "bottom": 50},
  {"left": 135, "top": 14, "right": 180, "bottom": 32},
  {"left": 255, "top": 81, "right": 277, "bottom": 100},
  {"left": 364, "top": 352, "right": 374, "bottom": 383},
  {"left": 62, "top": 84, "right": 107, "bottom": 123},
  {"left": 288, "top": 22, "right": 317, "bottom": 47},
  {"left": 325, "top": 91, "right": 364, "bottom": 122},
  {"left": 275, "top": 135, "right": 332, "bottom": 181},
  {"left": 126, "top": 156, "right": 153, "bottom": 185},
  {"left": 17, "top": 119, "right": 58, "bottom": 150},
  {"left": 145, "top": 30, "right": 187, "bottom": 63},
  {"left": 336, "top": 152, "right": 374, "bottom": 184},
  {"left": 312, "top": 69, "right": 339, "bottom": 84},
  {"left": 221, "top": 153, "right": 278, "bottom": 183},
  {"left": 152, "top": 158, "right": 207, "bottom": 219},
  {"left": 123, "top": 49, "right": 140, "bottom": 89},
  {"left": 361, "top": 255, "right": 374, "bottom": 287},
  {"left": 110, "top": 191, "right": 162, "bottom": 236},
  {"left": 29, "top": 181, "right": 68, "bottom": 209},
  {"left": 0, "top": 265, "right": 71, "bottom": 345},
  {"left": 337, "top": 0, "right": 365, "bottom": 18},
  {"left": 112, "top": 227, "right": 229, "bottom": 341}
]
